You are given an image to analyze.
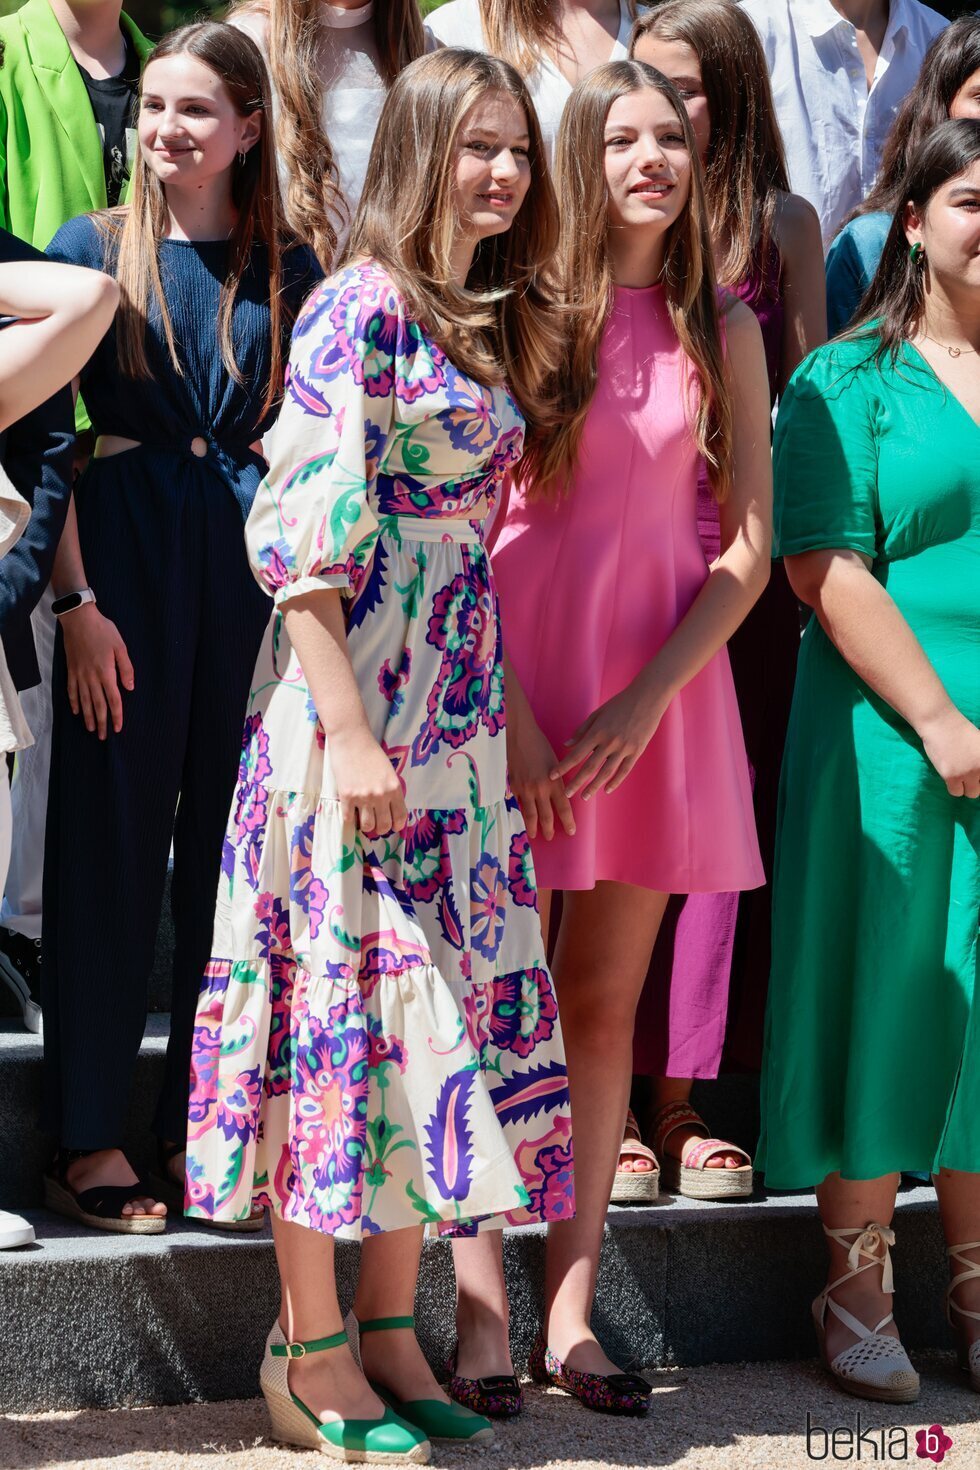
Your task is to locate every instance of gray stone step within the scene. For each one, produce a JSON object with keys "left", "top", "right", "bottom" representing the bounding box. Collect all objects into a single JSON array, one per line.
[
  {"left": 0, "top": 1186, "right": 949, "bottom": 1413},
  {"left": 0, "top": 1016, "right": 761, "bottom": 1210}
]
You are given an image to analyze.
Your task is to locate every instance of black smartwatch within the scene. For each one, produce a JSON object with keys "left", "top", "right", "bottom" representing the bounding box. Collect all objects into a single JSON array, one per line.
[{"left": 51, "top": 588, "right": 97, "bottom": 618}]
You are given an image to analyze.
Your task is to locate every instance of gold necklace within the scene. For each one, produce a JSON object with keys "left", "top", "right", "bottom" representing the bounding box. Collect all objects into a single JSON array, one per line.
[{"left": 922, "top": 334, "right": 979, "bottom": 359}]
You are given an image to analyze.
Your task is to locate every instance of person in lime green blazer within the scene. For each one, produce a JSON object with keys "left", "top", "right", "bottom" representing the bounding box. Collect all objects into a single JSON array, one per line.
[{"left": 0, "top": 0, "right": 151, "bottom": 251}]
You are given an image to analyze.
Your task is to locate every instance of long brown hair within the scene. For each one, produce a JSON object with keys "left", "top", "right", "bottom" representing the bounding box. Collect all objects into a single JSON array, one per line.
[
  {"left": 524, "top": 59, "right": 733, "bottom": 500},
  {"left": 631, "top": 0, "right": 789, "bottom": 295},
  {"left": 343, "top": 47, "right": 562, "bottom": 444},
  {"left": 232, "top": 0, "right": 425, "bottom": 270},
  {"left": 481, "top": 0, "right": 638, "bottom": 77},
  {"left": 102, "top": 22, "right": 291, "bottom": 418},
  {"left": 857, "top": 17, "right": 980, "bottom": 221},
  {"left": 850, "top": 119, "right": 980, "bottom": 364}
]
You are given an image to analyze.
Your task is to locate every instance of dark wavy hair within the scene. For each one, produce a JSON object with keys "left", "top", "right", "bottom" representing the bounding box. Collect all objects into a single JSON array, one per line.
[
  {"left": 850, "top": 118, "right": 980, "bottom": 363},
  {"left": 857, "top": 16, "right": 980, "bottom": 220}
]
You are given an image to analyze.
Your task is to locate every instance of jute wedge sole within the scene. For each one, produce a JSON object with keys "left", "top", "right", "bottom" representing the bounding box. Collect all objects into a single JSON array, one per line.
[
  {"left": 262, "top": 1385, "right": 430, "bottom": 1463},
  {"left": 260, "top": 1323, "right": 431, "bottom": 1464},
  {"left": 148, "top": 1172, "right": 266, "bottom": 1232},
  {"left": 658, "top": 1155, "right": 752, "bottom": 1199},
  {"left": 44, "top": 1175, "right": 166, "bottom": 1235},
  {"left": 610, "top": 1168, "right": 660, "bottom": 1204}
]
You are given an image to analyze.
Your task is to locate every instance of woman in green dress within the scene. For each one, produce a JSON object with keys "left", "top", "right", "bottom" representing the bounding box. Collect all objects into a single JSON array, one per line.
[{"left": 759, "top": 118, "right": 980, "bottom": 1406}]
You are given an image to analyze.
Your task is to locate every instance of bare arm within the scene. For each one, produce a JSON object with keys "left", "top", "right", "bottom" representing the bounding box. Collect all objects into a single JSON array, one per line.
[
  {"left": 282, "top": 588, "right": 407, "bottom": 835},
  {"left": 502, "top": 646, "right": 575, "bottom": 841},
  {"left": 51, "top": 492, "right": 134, "bottom": 740},
  {"left": 555, "top": 300, "right": 773, "bottom": 799},
  {"left": 773, "top": 192, "right": 827, "bottom": 398},
  {"left": 787, "top": 550, "right": 980, "bottom": 798},
  {"left": 0, "top": 262, "right": 118, "bottom": 431}
]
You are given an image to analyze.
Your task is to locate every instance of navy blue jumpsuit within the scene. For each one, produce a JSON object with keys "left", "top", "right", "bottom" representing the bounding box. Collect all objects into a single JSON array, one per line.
[{"left": 42, "top": 214, "right": 321, "bottom": 1149}]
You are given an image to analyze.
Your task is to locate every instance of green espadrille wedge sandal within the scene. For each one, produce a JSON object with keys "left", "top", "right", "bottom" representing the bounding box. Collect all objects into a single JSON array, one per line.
[
  {"left": 346, "top": 1313, "right": 495, "bottom": 1446},
  {"left": 260, "top": 1320, "right": 431, "bottom": 1463}
]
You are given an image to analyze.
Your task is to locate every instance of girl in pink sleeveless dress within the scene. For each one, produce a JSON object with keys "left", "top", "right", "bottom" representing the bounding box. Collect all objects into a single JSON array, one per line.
[{"left": 450, "top": 61, "right": 772, "bottom": 1413}]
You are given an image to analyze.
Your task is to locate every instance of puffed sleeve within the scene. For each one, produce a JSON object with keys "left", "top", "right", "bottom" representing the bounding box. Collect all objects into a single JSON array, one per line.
[
  {"left": 246, "top": 266, "right": 398, "bottom": 609},
  {"left": 773, "top": 341, "right": 882, "bottom": 561}
]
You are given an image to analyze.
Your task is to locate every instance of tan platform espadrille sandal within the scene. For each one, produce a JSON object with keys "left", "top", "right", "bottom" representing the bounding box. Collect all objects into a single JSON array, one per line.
[
  {"left": 813, "top": 1223, "right": 920, "bottom": 1405},
  {"left": 649, "top": 1100, "right": 753, "bottom": 1199},
  {"left": 946, "top": 1241, "right": 980, "bottom": 1392},
  {"left": 610, "top": 1108, "right": 660, "bottom": 1204},
  {"left": 260, "top": 1319, "right": 431, "bottom": 1463}
]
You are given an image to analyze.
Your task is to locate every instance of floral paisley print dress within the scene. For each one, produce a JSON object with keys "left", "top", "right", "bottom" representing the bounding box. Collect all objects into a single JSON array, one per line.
[{"left": 186, "top": 260, "right": 573, "bottom": 1237}]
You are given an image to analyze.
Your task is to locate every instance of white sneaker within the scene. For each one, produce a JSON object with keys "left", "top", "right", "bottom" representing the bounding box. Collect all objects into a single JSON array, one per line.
[{"left": 0, "top": 1209, "right": 35, "bottom": 1249}]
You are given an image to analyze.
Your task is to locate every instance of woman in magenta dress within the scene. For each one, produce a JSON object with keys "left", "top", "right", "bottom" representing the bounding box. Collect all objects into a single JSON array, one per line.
[
  {"left": 620, "top": 0, "right": 827, "bottom": 1196},
  {"left": 450, "top": 60, "right": 772, "bottom": 1412}
]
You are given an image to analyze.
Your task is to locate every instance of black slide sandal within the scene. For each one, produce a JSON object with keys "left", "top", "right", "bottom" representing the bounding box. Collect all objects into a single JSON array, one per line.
[{"left": 44, "top": 1149, "right": 167, "bottom": 1235}]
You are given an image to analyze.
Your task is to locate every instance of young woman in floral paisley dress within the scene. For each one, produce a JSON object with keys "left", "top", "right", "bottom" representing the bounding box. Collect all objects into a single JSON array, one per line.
[{"left": 185, "top": 47, "right": 572, "bottom": 1462}]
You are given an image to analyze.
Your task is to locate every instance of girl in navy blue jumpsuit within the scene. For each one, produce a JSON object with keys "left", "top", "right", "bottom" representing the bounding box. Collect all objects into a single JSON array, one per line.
[{"left": 41, "top": 21, "right": 321, "bottom": 1231}]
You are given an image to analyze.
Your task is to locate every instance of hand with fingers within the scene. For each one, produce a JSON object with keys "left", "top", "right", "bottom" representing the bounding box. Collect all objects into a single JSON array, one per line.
[
  {"left": 61, "top": 602, "right": 135, "bottom": 740},
  {"left": 921, "top": 709, "right": 980, "bottom": 799},
  {"left": 552, "top": 676, "right": 672, "bottom": 801},
  {"left": 507, "top": 710, "right": 576, "bottom": 841},
  {"left": 329, "top": 725, "right": 408, "bottom": 837}
]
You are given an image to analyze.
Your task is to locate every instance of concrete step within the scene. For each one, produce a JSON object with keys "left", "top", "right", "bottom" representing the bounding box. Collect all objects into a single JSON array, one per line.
[
  {"left": 0, "top": 1185, "right": 949, "bottom": 1413},
  {"left": 0, "top": 1015, "right": 760, "bottom": 1210}
]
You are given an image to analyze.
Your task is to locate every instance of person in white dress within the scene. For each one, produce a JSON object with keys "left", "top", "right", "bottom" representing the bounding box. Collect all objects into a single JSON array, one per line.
[
  {"left": 425, "top": 0, "right": 638, "bottom": 163},
  {"left": 230, "top": 0, "right": 427, "bottom": 267}
]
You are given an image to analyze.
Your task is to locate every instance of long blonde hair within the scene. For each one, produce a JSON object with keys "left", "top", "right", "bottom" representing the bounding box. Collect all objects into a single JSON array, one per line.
[
  {"left": 481, "top": 0, "right": 638, "bottom": 77},
  {"left": 524, "top": 60, "right": 733, "bottom": 501},
  {"left": 631, "top": 0, "right": 790, "bottom": 295},
  {"left": 101, "top": 22, "right": 292, "bottom": 418},
  {"left": 232, "top": 0, "right": 425, "bottom": 271},
  {"left": 343, "top": 48, "right": 562, "bottom": 442}
]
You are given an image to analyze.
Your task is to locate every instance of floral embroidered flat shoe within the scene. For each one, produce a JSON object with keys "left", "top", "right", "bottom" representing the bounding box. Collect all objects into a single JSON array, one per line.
[
  {"left": 528, "top": 1335, "right": 651, "bottom": 1415},
  {"left": 445, "top": 1350, "right": 523, "bottom": 1418},
  {"left": 649, "top": 1101, "right": 753, "bottom": 1200},
  {"left": 260, "top": 1320, "right": 431, "bottom": 1463},
  {"left": 347, "top": 1313, "right": 495, "bottom": 1445},
  {"left": 813, "top": 1224, "right": 919, "bottom": 1404},
  {"left": 946, "top": 1241, "right": 980, "bottom": 1392}
]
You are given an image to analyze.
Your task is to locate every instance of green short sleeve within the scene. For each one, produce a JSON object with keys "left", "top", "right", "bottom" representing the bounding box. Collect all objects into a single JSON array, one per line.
[{"left": 773, "top": 342, "right": 881, "bottom": 560}]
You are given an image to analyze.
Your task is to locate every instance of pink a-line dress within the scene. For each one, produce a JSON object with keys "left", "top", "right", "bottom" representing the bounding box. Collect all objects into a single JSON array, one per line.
[{"left": 492, "top": 284, "right": 764, "bottom": 916}]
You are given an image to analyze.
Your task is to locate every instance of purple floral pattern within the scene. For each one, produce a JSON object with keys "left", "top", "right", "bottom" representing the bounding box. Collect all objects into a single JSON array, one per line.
[{"left": 186, "top": 260, "right": 572, "bottom": 1238}]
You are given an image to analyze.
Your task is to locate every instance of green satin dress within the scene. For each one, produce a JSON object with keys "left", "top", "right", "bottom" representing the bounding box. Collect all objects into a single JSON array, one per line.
[{"left": 758, "top": 335, "right": 980, "bottom": 1190}]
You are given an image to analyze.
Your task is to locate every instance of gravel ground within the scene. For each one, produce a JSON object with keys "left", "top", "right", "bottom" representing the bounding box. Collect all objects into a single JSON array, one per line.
[{"left": 2, "top": 1353, "right": 979, "bottom": 1470}]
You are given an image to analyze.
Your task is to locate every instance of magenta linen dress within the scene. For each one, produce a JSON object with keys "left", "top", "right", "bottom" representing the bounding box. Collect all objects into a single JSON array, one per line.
[{"left": 492, "top": 284, "right": 763, "bottom": 898}]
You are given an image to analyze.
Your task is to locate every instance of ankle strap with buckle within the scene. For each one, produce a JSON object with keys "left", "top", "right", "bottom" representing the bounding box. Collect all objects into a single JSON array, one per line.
[
  {"left": 270, "top": 1329, "right": 350, "bottom": 1359},
  {"left": 358, "top": 1316, "right": 415, "bottom": 1334}
]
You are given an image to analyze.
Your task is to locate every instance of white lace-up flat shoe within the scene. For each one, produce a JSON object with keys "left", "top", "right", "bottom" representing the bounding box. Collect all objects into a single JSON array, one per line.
[
  {"left": 812, "top": 1223, "right": 919, "bottom": 1404},
  {"left": 0, "top": 1209, "right": 34, "bottom": 1249}
]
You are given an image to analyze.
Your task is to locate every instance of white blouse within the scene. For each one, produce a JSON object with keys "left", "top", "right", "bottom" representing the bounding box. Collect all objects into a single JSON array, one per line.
[
  {"left": 231, "top": 1, "right": 389, "bottom": 240},
  {"left": 424, "top": 0, "right": 636, "bottom": 164}
]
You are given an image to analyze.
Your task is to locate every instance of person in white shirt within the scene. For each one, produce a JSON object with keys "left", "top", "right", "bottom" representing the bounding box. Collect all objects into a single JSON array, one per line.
[
  {"left": 229, "top": 1, "right": 426, "bottom": 268},
  {"left": 424, "top": 0, "right": 638, "bottom": 163},
  {"left": 741, "top": 0, "right": 948, "bottom": 248}
]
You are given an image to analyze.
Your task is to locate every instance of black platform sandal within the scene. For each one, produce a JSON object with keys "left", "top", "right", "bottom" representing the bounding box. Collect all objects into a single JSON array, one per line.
[
  {"left": 150, "top": 1140, "right": 265, "bottom": 1232},
  {"left": 44, "top": 1148, "right": 167, "bottom": 1235}
]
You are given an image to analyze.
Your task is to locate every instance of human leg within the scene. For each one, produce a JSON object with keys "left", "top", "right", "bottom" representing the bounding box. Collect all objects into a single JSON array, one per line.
[
  {"left": 813, "top": 1171, "right": 918, "bottom": 1401},
  {"left": 935, "top": 1168, "right": 980, "bottom": 1384},
  {"left": 545, "top": 881, "right": 668, "bottom": 1375}
]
